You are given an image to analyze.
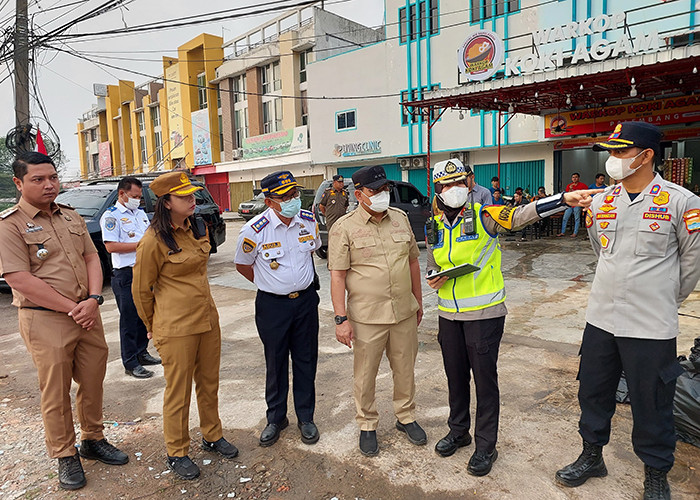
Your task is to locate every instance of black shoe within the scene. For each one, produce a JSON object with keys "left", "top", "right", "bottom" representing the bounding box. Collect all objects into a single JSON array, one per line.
[
  {"left": 138, "top": 351, "right": 161, "bottom": 366},
  {"left": 467, "top": 449, "right": 498, "bottom": 476},
  {"left": 298, "top": 421, "right": 319, "bottom": 445},
  {"left": 435, "top": 432, "right": 472, "bottom": 457},
  {"left": 125, "top": 365, "right": 154, "bottom": 379},
  {"left": 167, "top": 455, "right": 200, "bottom": 480},
  {"left": 555, "top": 441, "right": 607, "bottom": 487},
  {"left": 58, "top": 454, "right": 86, "bottom": 490},
  {"left": 359, "top": 430, "right": 379, "bottom": 457},
  {"left": 79, "top": 439, "right": 129, "bottom": 465},
  {"left": 395, "top": 420, "right": 427, "bottom": 446},
  {"left": 259, "top": 417, "right": 289, "bottom": 447},
  {"left": 202, "top": 437, "right": 239, "bottom": 458},
  {"left": 643, "top": 465, "right": 671, "bottom": 500}
]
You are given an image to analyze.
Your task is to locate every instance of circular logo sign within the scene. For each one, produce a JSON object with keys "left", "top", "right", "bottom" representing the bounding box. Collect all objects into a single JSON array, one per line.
[{"left": 457, "top": 30, "right": 504, "bottom": 82}]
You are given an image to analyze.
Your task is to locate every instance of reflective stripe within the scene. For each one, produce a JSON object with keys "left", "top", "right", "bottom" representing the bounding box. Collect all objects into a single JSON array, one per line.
[
  {"left": 473, "top": 238, "right": 498, "bottom": 278},
  {"left": 438, "top": 287, "right": 506, "bottom": 310},
  {"left": 536, "top": 193, "right": 567, "bottom": 218}
]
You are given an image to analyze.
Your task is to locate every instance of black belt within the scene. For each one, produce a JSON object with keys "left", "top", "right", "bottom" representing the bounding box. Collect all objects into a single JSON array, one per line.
[
  {"left": 20, "top": 306, "right": 58, "bottom": 312},
  {"left": 259, "top": 283, "right": 314, "bottom": 300}
]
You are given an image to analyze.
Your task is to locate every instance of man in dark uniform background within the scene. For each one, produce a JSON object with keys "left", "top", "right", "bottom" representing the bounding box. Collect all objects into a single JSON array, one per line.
[
  {"left": 0, "top": 152, "right": 128, "bottom": 491},
  {"left": 319, "top": 174, "right": 349, "bottom": 232}
]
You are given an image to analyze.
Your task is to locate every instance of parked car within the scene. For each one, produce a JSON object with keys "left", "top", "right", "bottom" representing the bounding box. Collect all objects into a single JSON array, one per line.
[
  {"left": 312, "top": 178, "right": 430, "bottom": 258},
  {"left": 238, "top": 188, "right": 315, "bottom": 220},
  {"left": 54, "top": 175, "right": 226, "bottom": 281}
]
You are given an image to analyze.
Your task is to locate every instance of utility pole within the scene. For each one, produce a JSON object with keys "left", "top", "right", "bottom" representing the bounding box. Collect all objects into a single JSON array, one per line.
[{"left": 14, "top": 0, "right": 30, "bottom": 132}]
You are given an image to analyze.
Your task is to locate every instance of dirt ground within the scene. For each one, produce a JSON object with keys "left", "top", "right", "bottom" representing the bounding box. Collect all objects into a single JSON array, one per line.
[{"left": 1, "top": 220, "right": 699, "bottom": 500}]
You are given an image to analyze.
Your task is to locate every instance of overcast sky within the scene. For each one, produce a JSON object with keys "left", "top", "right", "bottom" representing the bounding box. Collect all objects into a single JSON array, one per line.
[{"left": 0, "top": 0, "right": 385, "bottom": 178}]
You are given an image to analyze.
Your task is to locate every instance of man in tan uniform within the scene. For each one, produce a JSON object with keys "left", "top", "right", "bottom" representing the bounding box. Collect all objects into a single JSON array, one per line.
[
  {"left": 329, "top": 165, "right": 425, "bottom": 457},
  {"left": 319, "top": 174, "right": 350, "bottom": 232},
  {"left": 0, "top": 152, "right": 128, "bottom": 491}
]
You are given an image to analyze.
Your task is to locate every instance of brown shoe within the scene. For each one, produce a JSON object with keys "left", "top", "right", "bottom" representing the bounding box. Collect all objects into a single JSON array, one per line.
[{"left": 556, "top": 233, "right": 565, "bottom": 237}]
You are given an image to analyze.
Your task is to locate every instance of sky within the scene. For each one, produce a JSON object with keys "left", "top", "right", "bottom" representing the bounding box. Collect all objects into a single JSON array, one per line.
[{"left": 0, "top": 0, "right": 385, "bottom": 178}]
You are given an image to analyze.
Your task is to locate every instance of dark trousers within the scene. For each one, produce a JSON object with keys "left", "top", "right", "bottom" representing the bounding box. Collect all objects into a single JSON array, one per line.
[
  {"left": 255, "top": 286, "right": 319, "bottom": 424},
  {"left": 577, "top": 323, "right": 683, "bottom": 472},
  {"left": 438, "top": 315, "right": 505, "bottom": 453},
  {"left": 112, "top": 267, "right": 149, "bottom": 370}
]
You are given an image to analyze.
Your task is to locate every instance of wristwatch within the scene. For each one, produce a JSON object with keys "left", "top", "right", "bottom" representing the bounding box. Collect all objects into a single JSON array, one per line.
[
  {"left": 88, "top": 294, "right": 104, "bottom": 305},
  {"left": 334, "top": 315, "right": 348, "bottom": 325}
]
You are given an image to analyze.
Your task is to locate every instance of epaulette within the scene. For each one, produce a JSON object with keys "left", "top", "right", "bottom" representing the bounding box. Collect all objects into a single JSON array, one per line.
[
  {"left": 299, "top": 209, "right": 314, "bottom": 221},
  {"left": 107, "top": 206, "right": 118, "bottom": 212},
  {"left": 0, "top": 204, "right": 19, "bottom": 219},
  {"left": 251, "top": 216, "right": 269, "bottom": 233},
  {"left": 56, "top": 203, "right": 75, "bottom": 210}
]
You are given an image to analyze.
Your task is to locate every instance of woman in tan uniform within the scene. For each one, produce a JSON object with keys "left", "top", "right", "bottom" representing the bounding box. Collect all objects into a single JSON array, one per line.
[{"left": 132, "top": 172, "right": 237, "bottom": 480}]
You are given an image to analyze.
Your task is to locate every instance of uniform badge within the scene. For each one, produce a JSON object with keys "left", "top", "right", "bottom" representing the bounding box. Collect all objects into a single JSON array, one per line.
[
  {"left": 652, "top": 191, "right": 669, "bottom": 206},
  {"left": 599, "top": 222, "right": 610, "bottom": 229},
  {"left": 64, "top": 215, "right": 72, "bottom": 221},
  {"left": 683, "top": 209, "right": 700, "bottom": 234},
  {"left": 270, "top": 260, "right": 279, "bottom": 270},
  {"left": 482, "top": 205, "right": 514, "bottom": 230},
  {"left": 128, "top": 231, "right": 135, "bottom": 238},
  {"left": 241, "top": 237, "right": 256, "bottom": 253},
  {"left": 599, "top": 205, "right": 617, "bottom": 213},
  {"left": 649, "top": 222, "right": 661, "bottom": 232},
  {"left": 120, "top": 217, "right": 132, "bottom": 224},
  {"left": 612, "top": 185, "right": 622, "bottom": 196},
  {"left": 648, "top": 207, "right": 667, "bottom": 213},
  {"left": 298, "top": 235, "right": 314, "bottom": 243},
  {"left": 26, "top": 222, "right": 35, "bottom": 228},
  {"left": 261, "top": 242, "right": 281, "bottom": 250},
  {"left": 649, "top": 184, "right": 661, "bottom": 196},
  {"left": 251, "top": 216, "right": 269, "bottom": 233},
  {"left": 299, "top": 210, "right": 314, "bottom": 222},
  {"left": 643, "top": 213, "right": 671, "bottom": 222},
  {"left": 596, "top": 213, "right": 616, "bottom": 220},
  {"left": 585, "top": 209, "right": 593, "bottom": 228},
  {"left": 604, "top": 195, "right": 615, "bottom": 204},
  {"left": 36, "top": 244, "right": 49, "bottom": 260},
  {"left": 392, "top": 221, "right": 399, "bottom": 227},
  {"left": 600, "top": 234, "right": 610, "bottom": 249},
  {"left": 104, "top": 217, "right": 117, "bottom": 231}
]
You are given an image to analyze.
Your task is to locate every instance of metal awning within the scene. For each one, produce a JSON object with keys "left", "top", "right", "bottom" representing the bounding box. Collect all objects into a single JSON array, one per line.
[{"left": 403, "top": 45, "right": 700, "bottom": 116}]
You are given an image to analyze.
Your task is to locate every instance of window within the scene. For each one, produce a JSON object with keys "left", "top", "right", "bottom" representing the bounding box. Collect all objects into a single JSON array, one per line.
[
  {"left": 471, "top": 0, "right": 518, "bottom": 23},
  {"left": 216, "top": 88, "right": 221, "bottom": 109},
  {"left": 233, "top": 74, "right": 247, "bottom": 103},
  {"left": 301, "top": 90, "right": 308, "bottom": 126},
  {"left": 263, "top": 101, "right": 273, "bottom": 133},
  {"left": 218, "top": 114, "right": 224, "bottom": 153},
  {"left": 274, "top": 98, "right": 282, "bottom": 132},
  {"left": 429, "top": 0, "right": 438, "bottom": 34},
  {"left": 401, "top": 91, "right": 410, "bottom": 125},
  {"left": 151, "top": 106, "right": 160, "bottom": 127},
  {"left": 139, "top": 136, "right": 147, "bottom": 165},
  {"left": 398, "top": 184, "right": 422, "bottom": 204},
  {"left": 197, "top": 73, "right": 208, "bottom": 109},
  {"left": 273, "top": 61, "right": 281, "bottom": 91},
  {"left": 235, "top": 108, "right": 248, "bottom": 146},
  {"left": 419, "top": 1, "right": 426, "bottom": 38},
  {"left": 154, "top": 131, "right": 163, "bottom": 163},
  {"left": 89, "top": 128, "right": 97, "bottom": 142},
  {"left": 336, "top": 109, "right": 356, "bottom": 131},
  {"left": 411, "top": 89, "right": 418, "bottom": 123},
  {"left": 262, "top": 62, "right": 281, "bottom": 94},
  {"left": 299, "top": 49, "right": 312, "bottom": 84},
  {"left": 137, "top": 111, "right": 145, "bottom": 132},
  {"left": 409, "top": 4, "right": 417, "bottom": 41},
  {"left": 399, "top": 8, "right": 407, "bottom": 43}
]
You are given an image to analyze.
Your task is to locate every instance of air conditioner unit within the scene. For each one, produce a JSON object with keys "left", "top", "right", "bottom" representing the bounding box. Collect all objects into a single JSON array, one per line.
[
  {"left": 411, "top": 156, "right": 426, "bottom": 169},
  {"left": 398, "top": 157, "right": 411, "bottom": 170},
  {"left": 449, "top": 151, "right": 469, "bottom": 165},
  {"left": 232, "top": 148, "right": 243, "bottom": 160}
]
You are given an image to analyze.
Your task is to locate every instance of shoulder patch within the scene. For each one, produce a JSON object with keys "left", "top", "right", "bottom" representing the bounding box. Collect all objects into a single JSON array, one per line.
[
  {"left": 241, "top": 237, "right": 256, "bottom": 253},
  {"left": 683, "top": 209, "right": 700, "bottom": 234},
  {"left": 251, "top": 216, "right": 269, "bottom": 233},
  {"left": 104, "top": 217, "right": 117, "bottom": 231},
  {"left": 585, "top": 208, "right": 593, "bottom": 228},
  {"left": 482, "top": 205, "right": 515, "bottom": 230},
  {"left": 299, "top": 209, "right": 314, "bottom": 221},
  {"left": 0, "top": 205, "right": 19, "bottom": 219}
]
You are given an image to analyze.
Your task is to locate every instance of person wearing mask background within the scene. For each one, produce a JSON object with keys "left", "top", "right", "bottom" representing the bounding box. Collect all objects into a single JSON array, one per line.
[
  {"left": 133, "top": 172, "right": 238, "bottom": 481},
  {"left": 100, "top": 176, "right": 161, "bottom": 379},
  {"left": 329, "top": 165, "right": 425, "bottom": 457},
  {"left": 426, "top": 159, "right": 599, "bottom": 477},
  {"left": 235, "top": 171, "right": 321, "bottom": 449}
]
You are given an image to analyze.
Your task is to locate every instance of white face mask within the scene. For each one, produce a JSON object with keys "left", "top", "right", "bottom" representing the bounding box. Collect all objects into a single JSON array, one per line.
[
  {"left": 124, "top": 197, "right": 141, "bottom": 210},
  {"left": 438, "top": 186, "right": 469, "bottom": 208},
  {"left": 605, "top": 150, "right": 645, "bottom": 180},
  {"left": 362, "top": 190, "right": 390, "bottom": 213}
]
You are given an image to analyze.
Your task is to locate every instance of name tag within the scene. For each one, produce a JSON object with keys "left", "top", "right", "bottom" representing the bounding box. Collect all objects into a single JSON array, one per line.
[{"left": 298, "top": 235, "right": 314, "bottom": 243}]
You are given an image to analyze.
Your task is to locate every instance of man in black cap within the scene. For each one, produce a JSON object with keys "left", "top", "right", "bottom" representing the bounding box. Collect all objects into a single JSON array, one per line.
[
  {"left": 318, "top": 174, "right": 350, "bottom": 233},
  {"left": 328, "top": 165, "right": 426, "bottom": 457},
  {"left": 234, "top": 171, "right": 322, "bottom": 448},
  {"left": 556, "top": 122, "right": 700, "bottom": 500}
]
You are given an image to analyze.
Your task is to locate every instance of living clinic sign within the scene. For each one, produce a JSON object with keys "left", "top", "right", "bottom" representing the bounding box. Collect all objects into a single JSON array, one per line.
[{"left": 544, "top": 95, "right": 700, "bottom": 138}]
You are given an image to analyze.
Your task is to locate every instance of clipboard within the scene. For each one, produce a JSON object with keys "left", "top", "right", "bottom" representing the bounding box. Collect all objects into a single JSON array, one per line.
[{"left": 427, "top": 262, "right": 480, "bottom": 280}]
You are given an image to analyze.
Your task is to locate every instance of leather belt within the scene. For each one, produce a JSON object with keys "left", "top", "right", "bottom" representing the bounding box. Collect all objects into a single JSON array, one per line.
[{"left": 260, "top": 283, "right": 313, "bottom": 300}]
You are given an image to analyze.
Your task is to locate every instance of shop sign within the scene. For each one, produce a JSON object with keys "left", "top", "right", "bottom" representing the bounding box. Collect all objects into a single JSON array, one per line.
[
  {"left": 552, "top": 125, "right": 700, "bottom": 150},
  {"left": 457, "top": 30, "right": 505, "bottom": 82},
  {"left": 98, "top": 141, "right": 112, "bottom": 177},
  {"left": 332, "top": 140, "right": 382, "bottom": 157},
  {"left": 191, "top": 109, "right": 212, "bottom": 166},
  {"left": 165, "top": 64, "right": 187, "bottom": 159},
  {"left": 506, "top": 12, "right": 661, "bottom": 77},
  {"left": 242, "top": 126, "right": 308, "bottom": 159},
  {"left": 545, "top": 95, "right": 700, "bottom": 138}
]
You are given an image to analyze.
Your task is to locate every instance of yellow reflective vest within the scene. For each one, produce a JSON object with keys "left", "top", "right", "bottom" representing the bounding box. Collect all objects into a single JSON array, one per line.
[{"left": 431, "top": 205, "right": 506, "bottom": 313}]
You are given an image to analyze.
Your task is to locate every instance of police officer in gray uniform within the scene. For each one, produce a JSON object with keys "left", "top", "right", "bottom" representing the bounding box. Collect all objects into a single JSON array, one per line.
[{"left": 556, "top": 122, "right": 700, "bottom": 500}]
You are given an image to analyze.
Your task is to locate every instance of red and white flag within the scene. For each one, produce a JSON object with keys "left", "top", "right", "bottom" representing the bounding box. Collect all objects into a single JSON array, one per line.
[{"left": 36, "top": 126, "right": 47, "bottom": 155}]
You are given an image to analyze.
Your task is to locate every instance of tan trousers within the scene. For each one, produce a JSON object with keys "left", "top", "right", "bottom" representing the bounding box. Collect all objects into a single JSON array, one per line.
[
  {"left": 352, "top": 314, "right": 418, "bottom": 431},
  {"left": 153, "top": 326, "right": 223, "bottom": 457},
  {"left": 18, "top": 309, "right": 108, "bottom": 458}
]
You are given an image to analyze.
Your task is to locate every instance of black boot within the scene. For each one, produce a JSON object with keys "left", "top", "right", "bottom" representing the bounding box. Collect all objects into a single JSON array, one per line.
[
  {"left": 643, "top": 465, "right": 671, "bottom": 500},
  {"left": 555, "top": 440, "right": 607, "bottom": 487}
]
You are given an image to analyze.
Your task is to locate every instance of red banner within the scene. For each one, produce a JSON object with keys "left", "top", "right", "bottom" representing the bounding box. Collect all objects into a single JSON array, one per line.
[{"left": 545, "top": 95, "right": 700, "bottom": 138}]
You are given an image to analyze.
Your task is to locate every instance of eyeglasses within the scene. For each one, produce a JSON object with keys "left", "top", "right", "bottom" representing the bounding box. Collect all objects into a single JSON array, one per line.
[{"left": 270, "top": 189, "right": 300, "bottom": 203}]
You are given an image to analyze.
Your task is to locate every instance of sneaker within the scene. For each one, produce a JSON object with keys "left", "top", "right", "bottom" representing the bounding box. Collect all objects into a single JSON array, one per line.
[
  {"left": 202, "top": 437, "right": 239, "bottom": 458},
  {"left": 58, "top": 454, "right": 86, "bottom": 490},
  {"left": 79, "top": 439, "right": 129, "bottom": 465},
  {"left": 167, "top": 455, "right": 200, "bottom": 480}
]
